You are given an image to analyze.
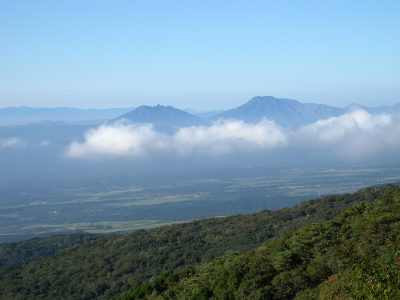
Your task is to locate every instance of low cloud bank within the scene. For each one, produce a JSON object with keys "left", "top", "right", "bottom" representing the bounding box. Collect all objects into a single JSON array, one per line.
[
  {"left": 66, "top": 119, "right": 287, "bottom": 158},
  {"left": 67, "top": 122, "right": 171, "bottom": 158},
  {"left": 65, "top": 110, "right": 400, "bottom": 161},
  {"left": 1, "top": 137, "right": 25, "bottom": 148},
  {"left": 173, "top": 119, "right": 287, "bottom": 155},
  {"left": 296, "top": 110, "right": 399, "bottom": 159},
  {"left": 298, "top": 110, "right": 392, "bottom": 144}
]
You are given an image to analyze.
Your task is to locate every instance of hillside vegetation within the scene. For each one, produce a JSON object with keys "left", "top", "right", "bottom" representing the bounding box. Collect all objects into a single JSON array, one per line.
[
  {"left": 0, "top": 233, "right": 104, "bottom": 271},
  {"left": 0, "top": 184, "right": 397, "bottom": 299},
  {"left": 113, "top": 185, "right": 400, "bottom": 300}
]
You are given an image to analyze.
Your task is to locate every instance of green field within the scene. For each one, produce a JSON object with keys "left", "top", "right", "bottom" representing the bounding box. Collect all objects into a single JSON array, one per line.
[{"left": 1, "top": 167, "right": 399, "bottom": 243}]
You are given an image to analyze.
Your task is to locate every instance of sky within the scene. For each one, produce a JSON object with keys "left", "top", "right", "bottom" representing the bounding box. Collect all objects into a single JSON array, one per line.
[{"left": 1, "top": 0, "right": 399, "bottom": 110}]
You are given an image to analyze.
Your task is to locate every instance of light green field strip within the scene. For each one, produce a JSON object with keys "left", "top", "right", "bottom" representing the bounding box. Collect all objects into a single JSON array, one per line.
[
  {"left": 382, "top": 176, "right": 400, "bottom": 182},
  {"left": 6, "top": 220, "right": 185, "bottom": 236},
  {"left": 0, "top": 214, "right": 19, "bottom": 218},
  {"left": 88, "top": 187, "right": 145, "bottom": 197},
  {"left": 0, "top": 188, "right": 147, "bottom": 208},
  {"left": 0, "top": 204, "right": 30, "bottom": 210},
  {"left": 54, "top": 187, "right": 146, "bottom": 204},
  {"left": 109, "top": 195, "right": 201, "bottom": 206},
  {"left": 21, "top": 224, "right": 66, "bottom": 230},
  {"left": 57, "top": 196, "right": 137, "bottom": 204}
]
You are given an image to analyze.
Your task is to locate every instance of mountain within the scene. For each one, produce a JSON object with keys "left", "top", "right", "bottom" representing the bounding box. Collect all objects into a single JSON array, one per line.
[
  {"left": 0, "top": 107, "right": 135, "bottom": 126},
  {"left": 345, "top": 102, "right": 400, "bottom": 114},
  {"left": 210, "top": 96, "right": 400, "bottom": 129},
  {"left": 0, "top": 184, "right": 396, "bottom": 300},
  {"left": 183, "top": 108, "right": 227, "bottom": 119},
  {"left": 113, "top": 105, "right": 204, "bottom": 131},
  {"left": 3, "top": 98, "right": 399, "bottom": 128},
  {"left": 211, "top": 96, "right": 345, "bottom": 128}
]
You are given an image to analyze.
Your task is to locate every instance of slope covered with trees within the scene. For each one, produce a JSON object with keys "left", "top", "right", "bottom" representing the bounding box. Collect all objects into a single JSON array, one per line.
[
  {"left": 113, "top": 185, "right": 400, "bottom": 300},
  {"left": 0, "top": 233, "right": 104, "bottom": 271},
  {"left": 0, "top": 184, "right": 397, "bottom": 299}
]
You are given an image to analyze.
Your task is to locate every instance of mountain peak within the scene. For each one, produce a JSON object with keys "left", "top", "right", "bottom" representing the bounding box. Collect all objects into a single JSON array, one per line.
[
  {"left": 245, "top": 96, "right": 300, "bottom": 106},
  {"left": 212, "top": 96, "right": 344, "bottom": 128},
  {"left": 113, "top": 105, "right": 204, "bottom": 130}
]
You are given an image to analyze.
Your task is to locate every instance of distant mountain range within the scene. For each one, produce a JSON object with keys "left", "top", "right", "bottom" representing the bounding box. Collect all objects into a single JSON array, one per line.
[
  {"left": 2, "top": 97, "right": 399, "bottom": 128},
  {"left": 183, "top": 108, "right": 226, "bottom": 119},
  {"left": 346, "top": 102, "right": 400, "bottom": 114},
  {"left": 112, "top": 96, "right": 400, "bottom": 130},
  {"left": 209, "top": 96, "right": 400, "bottom": 128},
  {"left": 0, "top": 107, "right": 135, "bottom": 126}
]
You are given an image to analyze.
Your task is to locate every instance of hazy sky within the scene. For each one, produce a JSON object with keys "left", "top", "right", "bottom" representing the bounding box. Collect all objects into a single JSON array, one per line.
[{"left": 1, "top": 0, "right": 399, "bottom": 110}]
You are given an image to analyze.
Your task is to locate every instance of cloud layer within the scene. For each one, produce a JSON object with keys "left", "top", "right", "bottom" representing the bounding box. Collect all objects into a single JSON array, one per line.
[
  {"left": 65, "top": 110, "right": 400, "bottom": 161},
  {"left": 66, "top": 119, "right": 288, "bottom": 159},
  {"left": 1, "top": 137, "right": 25, "bottom": 148},
  {"left": 298, "top": 110, "right": 392, "bottom": 144},
  {"left": 173, "top": 119, "right": 288, "bottom": 155},
  {"left": 67, "top": 123, "right": 171, "bottom": 158},
  {"left": 295, "top": 110, "right": 399, "bottom": 160}
]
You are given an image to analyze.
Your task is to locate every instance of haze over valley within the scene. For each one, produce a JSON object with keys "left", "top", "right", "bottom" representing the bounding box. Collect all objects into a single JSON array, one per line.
[
  {"left": 1, "top": 96, "right": 399, "bottom": 243},
  {"left": 1, "top": 97, "right": 400, "bottom": 298}
]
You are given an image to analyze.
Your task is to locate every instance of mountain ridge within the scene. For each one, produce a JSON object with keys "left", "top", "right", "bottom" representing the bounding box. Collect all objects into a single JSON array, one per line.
[
  {"left": 211, "top": 96, "right": 345, "bottom": 128},
  {"left": 109, "top": 97, "right": 400, "bottom": 130},
  {"left": 2, "top": 97, "right": 399, "bottom": 127},
  {"left": 0, "top": 107, "right": 135, "bottom": 126}
]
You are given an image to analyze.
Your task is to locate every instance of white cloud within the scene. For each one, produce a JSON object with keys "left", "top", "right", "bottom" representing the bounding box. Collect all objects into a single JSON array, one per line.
[
  {"left": 66, "top": 119, "right": 287, "bottom": 158},
  {"left": 296, "top": 109, "right": 399, "bottom": 159},
  {"left": 38, "top": 140, "right": 50, "bottom": 147},
  {"left": 66, "top": 121, "right": 171, "bottom": 158},
  {"left": 1, "top": 137, "right": 25, "bottom": 148},
  {"left": 65, "top": 110, "right": 400, "bottom": 161},
  {"left": 298, "top": 110, "right": 392, "bottom": 144},
  {"left": 173, "top": 119, "right": 287, "bottom": 155}
]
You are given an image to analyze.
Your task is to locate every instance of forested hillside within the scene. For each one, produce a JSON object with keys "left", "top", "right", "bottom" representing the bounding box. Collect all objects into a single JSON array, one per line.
[
  {"left": 113, "top": 185, "right": 400, "bottom": 300},
  {"left": 0, "top": 184, "right": 397, "bottom": 300},
  {"left": 0, "top": 233, "right": 104, "bottom": 271}
]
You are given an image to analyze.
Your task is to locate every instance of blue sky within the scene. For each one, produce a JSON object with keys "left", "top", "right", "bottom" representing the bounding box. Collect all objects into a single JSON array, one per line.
[{"left": 1, "top": 0, "right": 399, "bottom": 110}]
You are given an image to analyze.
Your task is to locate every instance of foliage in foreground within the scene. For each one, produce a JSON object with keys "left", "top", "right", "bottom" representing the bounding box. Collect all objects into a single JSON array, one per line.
[
  {"left": 112, "top": 186, "right": 400, "bottom": 300},
  {"left": 0, "top": 184, "right": 397, "bottom": 299}
]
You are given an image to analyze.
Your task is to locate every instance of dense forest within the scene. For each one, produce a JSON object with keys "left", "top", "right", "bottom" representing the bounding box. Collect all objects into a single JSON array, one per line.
[
  {"left": 111, "top": 185, "right": 400, "bottom": 300},
  {"left": 0, "top": 184, "right": 398, "bottom": 299},
  {"left": 0, "top": 233, "right": 104, "bottom": 271}
]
